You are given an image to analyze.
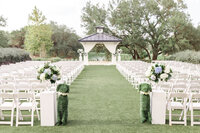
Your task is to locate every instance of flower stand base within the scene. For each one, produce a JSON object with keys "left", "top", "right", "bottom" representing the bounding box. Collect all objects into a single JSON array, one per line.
[
  {"left": 40, "top": 91, "right": 57, "bottom": 126},
  {"left": 151, "top": 90, "right": 166, "bottom": 124}
]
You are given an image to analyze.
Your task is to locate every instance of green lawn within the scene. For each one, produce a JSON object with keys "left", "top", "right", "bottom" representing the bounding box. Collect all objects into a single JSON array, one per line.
[{"left": 1, "top": 66, "right": 200, "bottom": 133}]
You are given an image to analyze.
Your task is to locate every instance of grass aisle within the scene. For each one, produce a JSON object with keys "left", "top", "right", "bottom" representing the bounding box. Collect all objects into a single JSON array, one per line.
[{"left": 1, "top": 66, "right": 200, "bottom": 133}]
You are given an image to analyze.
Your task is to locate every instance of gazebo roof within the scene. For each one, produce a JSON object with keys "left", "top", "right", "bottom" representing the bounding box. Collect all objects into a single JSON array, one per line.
[{"left": 79, "top": 33, "right": 122, "bottom": 42}]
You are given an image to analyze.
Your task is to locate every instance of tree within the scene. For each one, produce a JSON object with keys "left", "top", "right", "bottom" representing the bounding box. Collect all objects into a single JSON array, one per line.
[
  {"left": 0, "top": 15, "right": 9, "bottom": 48},
  {"left": 81, "top": 1, "right": 108, "bottom": 35},
  {"left": 9, "top": 28, "right": 26, "bottom": 48},
  {"left": 81, "top": 0, "right": 191, "bottom": 60},
  {"left": 24, "top": 6, "right": 53, "bottom": 57},
  {"left": 50, "top": 21, "right": 82, "bottom": 58},
  {"left": 0, "top": 15, "right": 6, "bottom": 27},
  {"left": 0, "top": 30, "right": 9, "bottom": 47}
]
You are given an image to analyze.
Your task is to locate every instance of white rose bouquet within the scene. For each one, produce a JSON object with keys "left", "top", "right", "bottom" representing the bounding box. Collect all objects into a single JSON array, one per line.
[
  {"left": 37, "top": 63, "right": 61, "bottom": 84},
  {"left": 145, "top": 64, "right": 172, "bottom": 82}
]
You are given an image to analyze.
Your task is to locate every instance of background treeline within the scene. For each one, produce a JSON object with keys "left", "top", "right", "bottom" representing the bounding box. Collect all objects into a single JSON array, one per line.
[
  {"left": 166, "top": 50, "right": 200, "bottom": 64},
  {"left": 1, "top": 0, "right": 200, "bottom": 64},
  {"left": 0, "top": 23, "right": 82, "bottom": 59},
  {"left": 0, "top": 8, "right": 82, "bottom": 60},
  {"left": 81, "top": 0, "right": 200, "bottom": 61}
]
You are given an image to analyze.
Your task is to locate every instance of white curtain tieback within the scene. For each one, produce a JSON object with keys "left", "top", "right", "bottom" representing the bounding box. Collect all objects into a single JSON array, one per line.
[
  {"left": 140, "top": 91, "right": 150, "bottom": 95},
  {"left": 57, "top": 92, "right": 69, "bottom": 96}
]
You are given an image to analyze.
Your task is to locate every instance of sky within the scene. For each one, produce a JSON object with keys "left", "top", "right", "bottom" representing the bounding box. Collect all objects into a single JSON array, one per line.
[{"left": 0, "top": 0, "right": 200, "bottom": 37}]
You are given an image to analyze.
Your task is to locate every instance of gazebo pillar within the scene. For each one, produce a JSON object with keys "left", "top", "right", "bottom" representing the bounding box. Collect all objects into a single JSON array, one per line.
[
  {"left": 84, "top": 53, "right": 89, "bottom": 65},
  {"left": 117, "top": 49, "right": 122, "bottom": 61},
  {"left": 111, "top": 53, "right": 116, "bottom": 64},
  {"left": 79, "top": 53, "right": 82, "bottom": 61},
  {"left": 77, "top": 49, "right": 83, "bottom": 61}
]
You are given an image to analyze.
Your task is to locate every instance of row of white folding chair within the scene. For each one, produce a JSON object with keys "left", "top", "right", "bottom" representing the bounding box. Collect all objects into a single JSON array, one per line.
[
  {"left": 168, "top": 92, "right": 200, "bottom": 126},
  {"left": 0, "top": 82, "right": 48, "bottom": 99},
  {"left": 61, "top": 65, "right": 84, "bottom": 85},
  {"left": 155, "top": 61, "right": 200, "bottom": 77},
  {"left": 156, "top": 80, "right": 200, "bottom": 94},
  {"left": 0, "top": 93, "right": 40, "bottom": 126}
]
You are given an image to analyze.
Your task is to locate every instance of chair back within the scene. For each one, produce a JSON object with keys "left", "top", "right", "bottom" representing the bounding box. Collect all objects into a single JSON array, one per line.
[
  {"left": 15, "top": 93, "right": 34, "bottom": 99},
  {"left": 0, "top": 93, "right": 14, "bottom": 99}
]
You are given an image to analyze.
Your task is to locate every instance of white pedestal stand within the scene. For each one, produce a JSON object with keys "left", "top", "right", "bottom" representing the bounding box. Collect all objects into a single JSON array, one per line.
[
  {"left": 40, "top": 91, "right": 57, "bottom": 126},
  {"left": 151, "top": 90, "right": 166, "bottom": 124}
]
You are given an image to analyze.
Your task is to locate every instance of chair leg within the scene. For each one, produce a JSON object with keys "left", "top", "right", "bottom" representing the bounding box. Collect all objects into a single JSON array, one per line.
[
  {"left": 184, "top": 108, "right": 187, "bottom": 126},
  {"left": 36, "top": 106, "right": 40, "bottom": 121},
  {"left": 10, "top": 108, "right": 14, "bottom": 126},
  {"left": 191, "top": 109, "right": 194, "bottom": 126},
  {"left": 16, "top": 108, "right": 19, "bottom": 127},
  {"left": 0, "top": 109, "right": 4, "bottom": 120},
  {"left": 169, "top": 108, "right": 172, "bottom": 126},
  {"left": 19, "top": 110, "right": 23, "bottom": 120},
  {"left": 31, "top": 108, "right": 34, "bottom": 126}
]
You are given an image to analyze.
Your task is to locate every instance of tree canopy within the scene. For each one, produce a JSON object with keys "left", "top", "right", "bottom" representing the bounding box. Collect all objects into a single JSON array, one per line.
[
  {"left": 81, "top": 0, "right": 199, "bottom": 60},
  {"left": 0, "top": 15, "right": 6, "bottom": 27},
  {"left": 50, "top": 21, "right": 82, "bottom": 58},
  {"left": 24, "top": 6, "right": 53, "bottom": 57}
]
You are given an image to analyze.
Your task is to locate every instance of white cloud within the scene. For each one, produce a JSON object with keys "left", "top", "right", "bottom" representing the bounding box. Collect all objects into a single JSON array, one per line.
[{"left": 0, "top": 0, "right": 199, "bottom": 37}]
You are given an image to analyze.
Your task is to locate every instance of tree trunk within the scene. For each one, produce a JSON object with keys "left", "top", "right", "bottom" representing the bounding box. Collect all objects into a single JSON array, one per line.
[
  {"left": 40, "top": 44, "right": 46, "bottom": 58},
  {"left": 134, "top": 50, "right": 140, "bottom": 60},
  {"left": 144, "top": 48, "right": 151, "bottom": 60},
  {"left": 125, "top": 45, "right": 135, "bottom": 60},
  {"left": 152, "top": 50, "right": 158, "bottom": 60},
  {"left": 131, "top": 51, "right": 135, "bottom": 60}
]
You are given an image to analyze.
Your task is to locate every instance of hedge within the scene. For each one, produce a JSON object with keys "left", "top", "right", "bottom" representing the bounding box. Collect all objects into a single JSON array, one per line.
[
  {"left": 32, "top": 57, "right": 62, "bottom": 62},
  {"left": 166, "top": 50, "right": 200, "bottom": 64},
  {"left": 0, "top": 48, "right": 31, "bottom": 65}
]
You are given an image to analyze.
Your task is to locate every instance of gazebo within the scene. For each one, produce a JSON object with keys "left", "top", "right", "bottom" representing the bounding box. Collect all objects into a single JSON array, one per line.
[{"left": 79, "top": 26, "right": 122, "bottom": 65}]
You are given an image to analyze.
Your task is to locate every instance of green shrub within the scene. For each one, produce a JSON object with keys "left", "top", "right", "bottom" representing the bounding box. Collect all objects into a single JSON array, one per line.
[
  {"left": 166, "top": 50, "right": 200, "bottom": 64},
  {"left": 0, "top": 48, "right": 31, "bottom": 65},
  {"left": 32, "top": 57, "right": 62, "bottom": 62},
  {"left": 50, "top": 57, "right": 62, "bottom": 62}
]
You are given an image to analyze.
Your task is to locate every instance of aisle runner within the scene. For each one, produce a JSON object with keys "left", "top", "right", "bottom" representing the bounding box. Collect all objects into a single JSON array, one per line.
[{"left": 68, "top": 66, "right": 138, "bottom": 126}]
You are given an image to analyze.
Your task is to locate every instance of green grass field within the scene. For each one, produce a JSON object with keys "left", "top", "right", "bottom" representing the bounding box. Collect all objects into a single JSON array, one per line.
[{"left": 1, "top": 66, "right": 200, "bottom": 133}]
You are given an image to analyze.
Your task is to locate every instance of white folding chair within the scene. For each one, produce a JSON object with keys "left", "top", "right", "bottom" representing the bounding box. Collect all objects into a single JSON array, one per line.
[
  {"left": 15, "top": 93, "right": 40, "bottom": 127},
  {"left": 31, "top": 83, "right": 46, "bottom": 101},
  {"left": 189, "top": 93, "right": 200, "bottom": 126},
  {"left": 15, "top": 82, "right": 31, "bottom": 93},
  {"left": 0, "top": 93, "right": 15, "bottom": 126},
  {"left": 168, "top": 92, "right": 188, "bottom": 126},
  {"left": 0, "top": 83, "right": 16, "bottom": 93}
]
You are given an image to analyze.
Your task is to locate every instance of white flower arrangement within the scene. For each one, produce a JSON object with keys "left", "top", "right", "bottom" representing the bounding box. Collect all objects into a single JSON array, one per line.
[
  {"left": 77, "top": 49, "right": 83, "bottom": 53},
  {"left": 37, "top": 63, "right": 61, "bottom": 84},
  {"left": 146, "top": 64, "right": 172, "bottom": 82}
]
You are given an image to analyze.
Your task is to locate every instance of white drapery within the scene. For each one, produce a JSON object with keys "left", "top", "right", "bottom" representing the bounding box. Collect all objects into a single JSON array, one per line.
[
  {"left": 103, "top": 42, "right": 119, "bottom": 54},
  {"left": 81, "top": 42, "right": 96, "bottom": 53},
  {"left": 80, "top": 42, "right": 120, "bottom": 65}
]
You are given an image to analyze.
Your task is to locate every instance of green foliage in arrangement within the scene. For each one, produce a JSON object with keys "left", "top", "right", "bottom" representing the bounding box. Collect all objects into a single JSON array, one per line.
[
  {"left": 0, "top": 48, "right": 31, "bottom": 65},
  {"left": 166, "top": 50, "right": 200, "bottom": 64},
  {"left": 24, "top": 6, "right": 53, "bottom": 57},
  {"left": 37, "top": 62, "right": 61, "bottom": 84}
]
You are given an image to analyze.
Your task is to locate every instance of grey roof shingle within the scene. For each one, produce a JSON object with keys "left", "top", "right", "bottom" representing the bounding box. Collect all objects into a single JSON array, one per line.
[{"left": 79, "top": 33, "right": 122, "bottom": 42}]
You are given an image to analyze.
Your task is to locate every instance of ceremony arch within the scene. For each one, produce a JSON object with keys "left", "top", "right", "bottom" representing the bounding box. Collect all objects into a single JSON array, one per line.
[{"left": 79, "top": 26, "right": 122, "bottom": 65}]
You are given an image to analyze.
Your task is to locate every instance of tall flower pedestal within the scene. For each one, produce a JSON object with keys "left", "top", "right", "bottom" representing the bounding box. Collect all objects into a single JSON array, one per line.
[
  {"left": 151, "top": 90, "right": 166, "bottom": 124},
  {"left": 40, "top": 91, "right": 57, "bottom": 126}
]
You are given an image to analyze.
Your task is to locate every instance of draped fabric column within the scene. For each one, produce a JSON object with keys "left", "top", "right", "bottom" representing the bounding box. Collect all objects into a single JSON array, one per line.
[
  {"left": 81, "top": 42, "right": 96, "bottom": 65},
  {"left": 104, "top": 42, "right": 119, "bottom": 64}
]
